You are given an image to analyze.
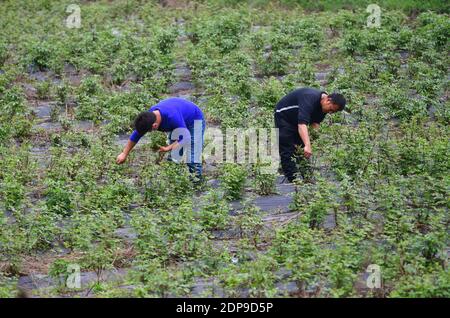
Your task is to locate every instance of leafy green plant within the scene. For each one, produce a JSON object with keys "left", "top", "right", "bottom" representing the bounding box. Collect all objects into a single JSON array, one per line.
[
  {"left": 390, "top": 269, "right": 450, "bottom": 297},
  {"left": 252, "top": 165, "right": 276, "bottom": 196},
  {"left": 253, "top": 77, "right": 285, "bottom": 111},
  {"left": 48, "top": 259, "right": 72, "bottom": 289},
  {"left": 0, "top": 274, "right": 17, "bottom": 298},
  {"left": 149, "top": 131, "right": 168, "bottom": 151},
  {"left": 234, "top": 201, "right": 264, "bottom": 247},
  {"left": 258, "top": 48, "right": 291, "bottom": 77},
  {"left": 219, "top": 163, "right": 248, "bottom": 200},
  {"left": 44, "top": 179, "right": 74, "bottom": 216},
  {"left": 36, "top": 80, "right": 52, "bottom": 100},
  {"left": 55, "top": 81, "right": 71, "bottom": 107},
  {"left": 220, "top": 254, "right": 278, "bottom": 297},
  {"left": 292, "top": 177, "right": 338, "bottom": 229},
  {"left": 140, "top": 161, "right": 192, "bottom": 208},
  {"left": 0, "top": 85, "right": 33, "bottom": 142},
  {"left": 1, "top": 174, "right": 25, "bottom": 210},
  {"left": 131, "top": 259, "right": 193, "bottom": 298},
  {"left": 198, "top": 190, "right": 231, "bottom": 230},
  {"left": 0, "top": 42, "right": 8, "bottom": 66}
]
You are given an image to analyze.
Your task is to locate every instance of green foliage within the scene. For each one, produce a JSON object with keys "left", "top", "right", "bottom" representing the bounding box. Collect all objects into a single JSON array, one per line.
[
  {"left": 132, "top": 201, "right": 209, "bottom": 264},
  {"left": 219, "top": 163, "right": 248, "bottom": 200},
  {"left": 48, "top": 259, "right": 71, "bottom": 287},
  {"left": 283, "top": 61, "right": 318, "bottom": 89},
  {"left": 252, "top": 165, "right": 276, "bottom": 196},
  {"left": 22, "top": 40, "right": 58, "bottom": 72},
  {"left": 390, "top": 270, "right": 450, "bottom": 297},
  {"left": 380, "top": 86, "right": 428, "bottom": 120},
  {"left": 258, "top": 48, "right": 291, "bottom": 77},
  {"left": 0, "top": 274, "right": 17, "bottom": 298},
  {"left": 330, "top": 125, "right": 377, "bottom": 179},
  {"left": 36, "top": 80, "right": 52, "bottom": 100},
  {"left": 293, "top": 177, "right": 338, "bottom": 229},
  {"left": 148, "top": 131, "right": 168, "bottom": 151},
  {"left": 104, "top": 89, "right": 156, "bottom": 134},
  {"left": 55, "top": 80, "right": 70, "bottom": 106},
  {"left": 189, "top": 12, "right": 250, "bottom": 53},
  {"left": 0, "top": 42, "right": 9, "bottom": 66},
  {"left": 342, "top": 28, "right": 396, "bottom": 56},
  {"left": 140, "top": 161, "right": 193, "bottom": 208},
  {"left": 204, "top": 93, "right": 248, "bottom": 128},
  {"left": 234, "top": 202, "right": 264, "bottom": 246},
  {"left": 0, "top": 85, "right": 33, "bottom": 142},
  {"left": 253, "top": 77, "right": 285, "bottom": 111},
  {"left": 131, "top": 260, "right": 193, "bottom": 297},
  {"left": 272, "top": 221, "right": 326, "bottom": 293},
  {"left": 0, "top": 1, "right": 448, "bottom": 298},
  {"left": 220, "top": 254, "right": 278, "bottom": 297},
  {"left": 75, "top": 75, "right": 106, "bottom": 123},
  {"left": 198, "top": 190, "right": 231, "bottom": 230},
  {"left": 1, "top": 174, "right": 25, "bottom": 210}
]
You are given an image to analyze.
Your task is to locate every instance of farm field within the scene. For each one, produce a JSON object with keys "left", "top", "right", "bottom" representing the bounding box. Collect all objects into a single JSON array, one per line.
[{"left": 0, "top": 0, "right": 449, "bottom": 298}]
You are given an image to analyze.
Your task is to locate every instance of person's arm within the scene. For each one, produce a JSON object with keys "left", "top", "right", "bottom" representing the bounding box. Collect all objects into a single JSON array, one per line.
[
  {"left": 159, "top": 140, "right": 179, "bottom": 152},
  {"left": 298, "top": 124, "right": 312, "bottom": 158},
  {"left": 116, "top": 130, "right": 142, "bottom": 164},
  {"left": 297, "top": 94, "right": 317, "bottom": 159},
  {"left": 116, "top": 139, "right": 137, "bottom": 164},
  {"left": 159, "top": 114, "right": 189, "bottom": 153}
]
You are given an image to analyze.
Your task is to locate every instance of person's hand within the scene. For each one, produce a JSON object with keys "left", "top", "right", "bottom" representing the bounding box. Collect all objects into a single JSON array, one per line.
[
  {"left": 304, "top": 145, "right": 312, "bottom": 159},
  {"left": 116, "top": 152, "right": 127, "bottom": 164},
  {"left": 158, "top": 145, "right": 171, "bottom": 153}
]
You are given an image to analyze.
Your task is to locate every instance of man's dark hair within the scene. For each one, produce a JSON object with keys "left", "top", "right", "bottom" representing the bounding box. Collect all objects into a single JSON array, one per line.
[
  {"left": 134, "top": 111, "right": 156, "bottom": 135},
  {"left": 329, "top": 93, "right": 346, "bottom": 111}
]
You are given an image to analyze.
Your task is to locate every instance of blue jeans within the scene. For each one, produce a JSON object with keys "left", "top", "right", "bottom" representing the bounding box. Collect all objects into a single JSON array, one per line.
[{"left": 168, "top": 119, "right": 206, "bottom": 179}]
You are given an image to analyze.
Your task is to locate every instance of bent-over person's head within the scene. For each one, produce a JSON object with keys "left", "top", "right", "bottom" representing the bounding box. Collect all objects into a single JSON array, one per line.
[
  {"left": 320, "top": 92, "right": 346, "bottom": 114},
  {"left": 134, "top": 111, "right": 157, "bottom": 136}
]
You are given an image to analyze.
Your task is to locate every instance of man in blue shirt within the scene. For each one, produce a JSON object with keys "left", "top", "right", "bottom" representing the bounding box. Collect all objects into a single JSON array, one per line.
[{"left": 116, "top": 97, "right": 206, "bottom": 179}]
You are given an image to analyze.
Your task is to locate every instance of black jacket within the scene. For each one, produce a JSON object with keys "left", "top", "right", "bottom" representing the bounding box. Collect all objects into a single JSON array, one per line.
[{"left": 274, "top": 87, "right": 327, "bottom": 129}]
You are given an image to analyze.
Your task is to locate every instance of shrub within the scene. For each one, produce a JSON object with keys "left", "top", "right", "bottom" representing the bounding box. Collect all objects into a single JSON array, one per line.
[
  {"left": 0, "top": 86, "right": 33, "bottom": 142},
  {"left": 36, "top": 80, "right": 52, "bottom": 100},
  {"left": 0, "top": 42, "right": 8, "bottom": 66},
  {"left": 149, "top": 131, "right": 168, "bottom": 151},
  {"left": 258, "top": 48, "right": 291, "bottom": 77},
  {"left": 44, "top": 179, "right": 74, "bottom": 216},
  {"left": 234, "top": 201, "right": 264, "bottom": 246},
  {"left": 141, "top": 162, "right": 193, "bottom": 208},
  {"left": 292, "top": 177, "right": 337, "bottom": 229},
  {"left": 198, "top": 190, "right": 231, "bottom": 230},
  {"left": 1, "top": 174, "right": 25, "bottom": 210},
  {"left": 219, "top": 163, "right": 248, "bottom": 200},
  {"left": 253, "top": 77, "right": 285, "bottom": 111},
  {"left": 253, "top": 165, "right": 276, "bottom": 196},
  {"left": 390, "top": 270, "right": 450, "bottom": 297}
]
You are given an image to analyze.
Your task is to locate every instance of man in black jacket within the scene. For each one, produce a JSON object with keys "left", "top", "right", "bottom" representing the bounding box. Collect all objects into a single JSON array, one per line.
[{"left": 274, "top": 87, "right": 346, "bottom": 182}]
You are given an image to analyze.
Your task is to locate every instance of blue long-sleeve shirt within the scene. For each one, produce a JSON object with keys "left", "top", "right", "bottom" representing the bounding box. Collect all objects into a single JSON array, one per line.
[{"left": 129, "top": 97, "right": 204, "bottom": 145}]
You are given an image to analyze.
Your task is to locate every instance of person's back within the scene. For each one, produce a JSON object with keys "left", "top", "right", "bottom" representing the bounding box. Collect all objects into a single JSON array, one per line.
[
  {"left": 150, "top": 97, "right": 204, "bottom": 132},
  {"left": 276, "top": 87, "right": 320, "bottom": 108},
  {"left": 275, "top": 87, "right": 325, "bottom": 129}
]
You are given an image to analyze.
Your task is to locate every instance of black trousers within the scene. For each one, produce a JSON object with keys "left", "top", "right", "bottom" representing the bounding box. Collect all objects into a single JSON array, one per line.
[{"left": 275, "top": 114, "right": 304, "bottom": 182}]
